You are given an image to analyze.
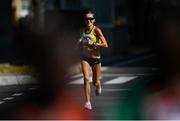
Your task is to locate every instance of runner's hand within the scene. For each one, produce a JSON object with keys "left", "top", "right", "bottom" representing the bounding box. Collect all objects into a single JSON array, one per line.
[{"left": 87, "top": 38, "right": 94, "bottom": 45}]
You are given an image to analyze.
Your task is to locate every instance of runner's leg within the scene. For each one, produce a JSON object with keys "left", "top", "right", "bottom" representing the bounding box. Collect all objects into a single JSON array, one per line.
[
  {"left": 81, "top": 60, "right": 91, "bottom": 102},
  {"left": 92, "top": 63, "right": 101, "bottom": 95}
]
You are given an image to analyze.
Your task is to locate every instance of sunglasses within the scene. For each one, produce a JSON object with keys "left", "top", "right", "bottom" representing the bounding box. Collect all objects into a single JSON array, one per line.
[{"left": 85, "top": 17, "right": 94, "bottom": 21}]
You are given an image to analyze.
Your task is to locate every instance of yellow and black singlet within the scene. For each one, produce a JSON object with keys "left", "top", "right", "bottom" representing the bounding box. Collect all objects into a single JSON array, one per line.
[{"left": 80, "top": 26, "right": 101, "bottom": 48}]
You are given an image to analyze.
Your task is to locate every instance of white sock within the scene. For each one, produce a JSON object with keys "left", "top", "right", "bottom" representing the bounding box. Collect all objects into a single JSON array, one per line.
[{"left": 86, "top": 101, "right": 91, "bottom": 104}]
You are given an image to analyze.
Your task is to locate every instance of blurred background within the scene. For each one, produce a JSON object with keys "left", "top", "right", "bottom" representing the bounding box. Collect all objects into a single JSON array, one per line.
[
  {"left": 0, "top": 0, "right": 156, "bottom": 63},
  {"left": 0, "top": 0, "right": 180, "bottom": 120}
]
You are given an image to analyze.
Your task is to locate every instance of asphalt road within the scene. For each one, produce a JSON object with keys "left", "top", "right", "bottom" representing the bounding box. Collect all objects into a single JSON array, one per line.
[{"left": 0, "top": 53, "right": 158, "bottom": 119}]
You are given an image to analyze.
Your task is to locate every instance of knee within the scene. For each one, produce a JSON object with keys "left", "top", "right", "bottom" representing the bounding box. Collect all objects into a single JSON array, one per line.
[{"left": 84, "top": 77, "right": 89, "bottom": 83}]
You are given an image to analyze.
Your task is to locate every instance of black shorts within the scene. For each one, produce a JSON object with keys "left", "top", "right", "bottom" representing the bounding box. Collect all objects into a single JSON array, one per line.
[{"left": 82, "top": 56, "right": 101, "bottom": 67}]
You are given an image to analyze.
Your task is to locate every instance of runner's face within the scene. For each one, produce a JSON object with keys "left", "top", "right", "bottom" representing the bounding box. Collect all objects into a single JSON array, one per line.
[{"left": 84, "top": 13, "right": 95, "bottom": 27}]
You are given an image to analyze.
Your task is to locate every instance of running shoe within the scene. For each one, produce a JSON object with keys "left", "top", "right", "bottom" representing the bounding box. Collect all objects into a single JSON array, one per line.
[{"left": 84, "top": 101, "right": 92, "bottom": 110}]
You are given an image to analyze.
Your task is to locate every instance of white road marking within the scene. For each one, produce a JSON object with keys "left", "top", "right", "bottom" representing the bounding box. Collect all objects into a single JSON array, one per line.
[
  {"left": 104, "top": 76, "right": 137, "bottom": 84},
  {"left": 72, "top": 73, "right": 83, "bottom": 78},
  {"left": 69, "top": 76, "right": 138, "bottom": 85},
  {"left": 12, "top": 93, "right": 23, "bottom": 97},
  {"left": 2, "top": 97, "right": 14, "bottom": 101},
  {"left": 101, "top": 66, "right": 109, "bottom": 71},
  {"left": 71, "top": 67, "right": 109, "bottom": 78},
  {"left": 0, "top": 101, "right": 5, "bottom": 104},
  {"left": 69, "top": 77, "right": 92, "bottom": 84}
]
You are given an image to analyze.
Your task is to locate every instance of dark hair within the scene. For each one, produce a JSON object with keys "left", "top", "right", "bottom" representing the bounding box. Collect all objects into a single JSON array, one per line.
[{"left": 83, "top": 9, "right": 95, "bottom": 18}]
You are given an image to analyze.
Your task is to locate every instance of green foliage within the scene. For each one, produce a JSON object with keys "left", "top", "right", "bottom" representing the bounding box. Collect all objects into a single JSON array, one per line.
[{"left": 0, "top": 64, "right": 34, "bottom": 75}]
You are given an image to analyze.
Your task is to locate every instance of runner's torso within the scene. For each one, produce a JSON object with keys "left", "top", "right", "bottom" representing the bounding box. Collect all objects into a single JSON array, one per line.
[{"left": 80, "top": 26, "right": 101, "bottom": 59}]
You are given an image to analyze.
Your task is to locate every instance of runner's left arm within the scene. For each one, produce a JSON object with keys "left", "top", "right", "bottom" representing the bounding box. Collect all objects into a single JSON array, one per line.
[{"left": 94, "top": 27, "right": 108, "bottom": 48}]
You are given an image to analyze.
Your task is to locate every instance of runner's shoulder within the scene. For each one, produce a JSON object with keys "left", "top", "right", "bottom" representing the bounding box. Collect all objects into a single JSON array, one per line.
[
  {"left": 94, "top": 26, "right": 103, "bottom": 35},
  {"left": 94, "top": 26, "right": 101, "bottom": 31}
]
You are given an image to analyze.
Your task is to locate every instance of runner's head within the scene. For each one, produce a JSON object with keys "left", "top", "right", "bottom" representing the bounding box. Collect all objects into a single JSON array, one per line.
[{"left": 84, "top": 10, "right": 95, "bottom": 27}]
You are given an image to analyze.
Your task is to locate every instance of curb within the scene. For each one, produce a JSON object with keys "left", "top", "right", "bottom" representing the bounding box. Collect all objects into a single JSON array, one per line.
[{"left": 0, "top": 75, "right": 37, "bottom": 86}]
